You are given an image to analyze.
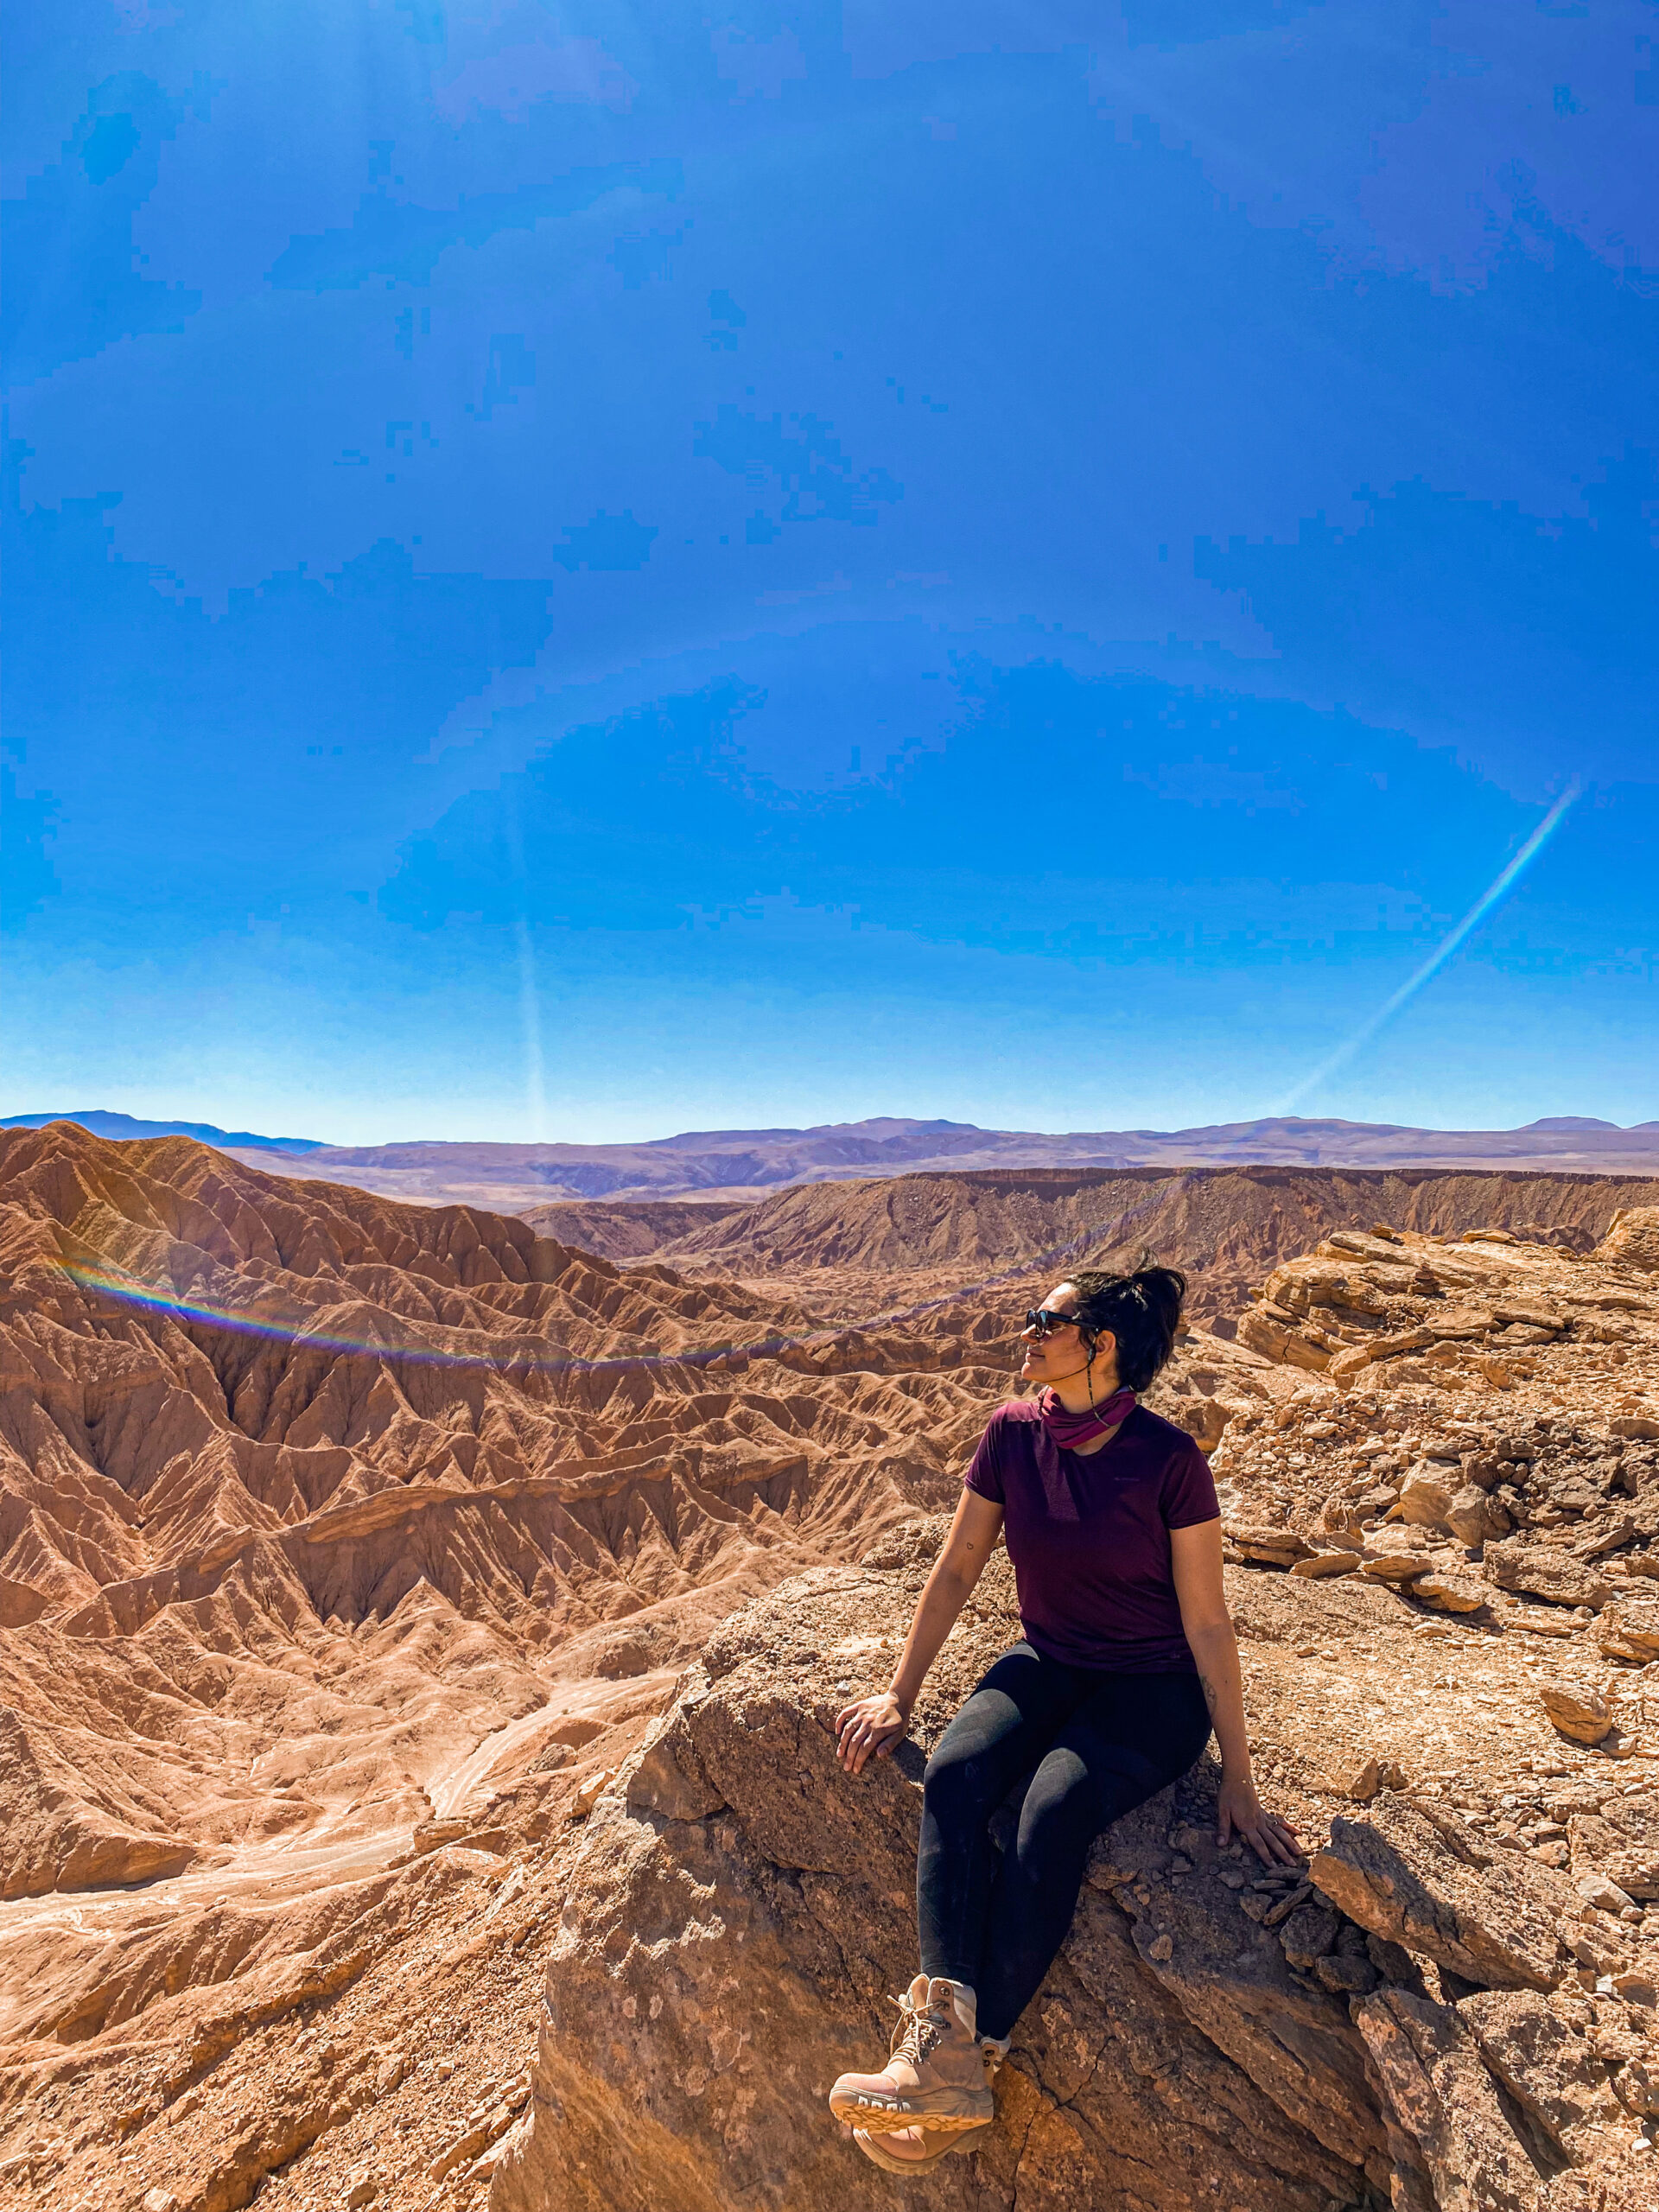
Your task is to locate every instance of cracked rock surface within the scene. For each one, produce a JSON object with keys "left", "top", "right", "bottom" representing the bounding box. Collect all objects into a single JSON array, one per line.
[{"left": 493, "top": 1540, "right": 1653, "bottom": 2212}]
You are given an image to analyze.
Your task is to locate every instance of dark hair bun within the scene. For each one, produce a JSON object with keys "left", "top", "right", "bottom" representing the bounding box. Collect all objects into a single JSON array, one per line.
[{"left": 1066, "top": 1266, "right": 1187, "bottom": 1393}]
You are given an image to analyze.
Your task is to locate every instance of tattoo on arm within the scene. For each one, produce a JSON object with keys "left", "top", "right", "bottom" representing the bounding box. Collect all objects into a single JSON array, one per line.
[{"left": 1198, "top": 1672, "right": 1220, "bottom": 1719}]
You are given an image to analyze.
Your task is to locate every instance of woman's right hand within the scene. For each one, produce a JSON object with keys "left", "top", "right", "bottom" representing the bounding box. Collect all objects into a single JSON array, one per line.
[{"left": 836, "top": 1688, "right": 909, "bottom": 1774}]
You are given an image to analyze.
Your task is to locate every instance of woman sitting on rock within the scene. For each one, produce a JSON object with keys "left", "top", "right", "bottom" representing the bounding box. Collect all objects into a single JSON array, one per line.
[{"left": 830, "top": 1265, "right": 1301, "bottom": 2173}]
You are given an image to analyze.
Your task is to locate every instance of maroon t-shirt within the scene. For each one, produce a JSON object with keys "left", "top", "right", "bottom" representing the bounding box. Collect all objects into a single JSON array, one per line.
[{"left": 963, "top": 1400, "right": 1221, "bottom": 1673}]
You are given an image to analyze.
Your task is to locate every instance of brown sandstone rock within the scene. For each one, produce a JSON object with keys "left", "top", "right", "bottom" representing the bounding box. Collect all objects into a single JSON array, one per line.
[
  {"left": 1445, "top": 1482, "right": 1512, "bottom": 1546},
  {"left": 1352, "top": 1986, "right": 1547, "bottom": 2211},
  {"left": 1277, "top": 1900, "right": 1342, "bottom": 1966},
  {"left": 1484, "top": 1542, "right": 1614, "bottom": 1612},
  {"left": 1325, "top": 1343, "right": 1379, "bottom": 1381},
  {"left": 486, "top": 1560, "right": 1635, "bottom": 2212},
  {"left": 1457, "top": 1988, "right": 1614, "bottom": 2144},
  {"left": 1359, "top": 1549, "right": 1433, "bottom": 1585},
  {"left": 1390, "top": 1472, "right": 1457, "bottom": 1528},
  {"left": 1288, "top": 1548, "right": 1362, "bottom": 1579},
  {"left": 1491, "top": 1298, "right": 1567, "bottom": 1333},
  {"left": 1433, "top": 1305, "right": 1498, "bottom": 1338},
  {"left": 623, "top": 1708, "right": 727, "bottom": 1824},
  {"left": 493, "top": 1563, "right": 1403, "bottom": 2212},
  {"left": 1335, "top": 1757, "right": 1409, "bottom": 1802},
  {"left": 1597, "top": 1206, "right": 1659, "bottom": 1273},
  {"left": 1223, "top": 1521, "right": 1313, "bottom": 1567},
  {"left": 1567, "top": 1801, "right": 1659, "bottom": 1902},
  {"left": 1539, "top": 1685, "right": 1614, "bottom": 1745},
  {"left": 1575, "top": 1869, "right": 1635, "bottom": 1915},
  {"left": 1597, "top": 1599, "right": 1659, "bottom": 1664},
  {"left": 1237, "top": 1308, "right": 1332, "bottom": 1370},
  {"left": 1412, "top": 1570, "right": 1490, "bottom": 1614},
  {"left": 1311, "top": 1798, "right": 1567, "bottom": 1990}
]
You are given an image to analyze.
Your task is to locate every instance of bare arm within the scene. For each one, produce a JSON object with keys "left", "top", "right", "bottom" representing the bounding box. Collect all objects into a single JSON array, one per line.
[
  {"left": 836, "top": 1488, "right": 1004, "bottom": 1774},
  {"left": 1170, "top": 1518, "right": 1302, "bottom": 1865}
]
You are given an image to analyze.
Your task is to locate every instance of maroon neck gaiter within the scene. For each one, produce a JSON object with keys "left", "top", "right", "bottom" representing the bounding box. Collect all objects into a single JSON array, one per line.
[{"left": 1037, "top": 1384, "right": 1136, "bottom": 1450}]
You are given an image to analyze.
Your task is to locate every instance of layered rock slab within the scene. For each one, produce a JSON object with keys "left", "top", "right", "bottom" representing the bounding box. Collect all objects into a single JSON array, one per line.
[
  {"left": 493, "top": 1551, "right": 1620, "bottom": 2212},
  {"left": 1313, "top": 1796, "right": 1570, "bottom": 1993}
]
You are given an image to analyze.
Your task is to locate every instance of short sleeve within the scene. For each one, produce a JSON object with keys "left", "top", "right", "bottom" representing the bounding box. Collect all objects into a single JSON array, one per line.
[
  {"left": 963, "top": 1412, "right": 1008, "bottom": 1505},
  {"left": 1161, "top": 1440, "right": 1221, "bottom": 1529}
]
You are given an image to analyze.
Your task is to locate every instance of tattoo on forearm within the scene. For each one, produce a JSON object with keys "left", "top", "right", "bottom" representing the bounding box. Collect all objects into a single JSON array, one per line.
[{"left": 1199, "top": 1673, "right": 1220, "bottom": 1719}]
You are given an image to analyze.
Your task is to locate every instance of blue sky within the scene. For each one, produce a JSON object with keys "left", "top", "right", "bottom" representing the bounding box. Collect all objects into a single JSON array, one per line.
[{"left": 3, "top": 0, "right": 1655, "bottom": 1143}]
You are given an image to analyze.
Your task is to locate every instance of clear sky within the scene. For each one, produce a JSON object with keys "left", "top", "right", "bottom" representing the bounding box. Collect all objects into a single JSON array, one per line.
[{"left": 4, "top": 1, "right": 1656, "bottom": 1145}]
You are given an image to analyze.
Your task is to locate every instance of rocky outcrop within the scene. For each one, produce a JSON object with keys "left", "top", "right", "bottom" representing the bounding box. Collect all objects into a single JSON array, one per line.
[
  {"left": 1599, "top": 1211, "right": 1659, "bottom": 1275},
  {"left": 1214, "top": 1227, "right": 1659, "bottom": 1654},
  {"left": 1487, "top": 1547, "right": 1615, "bottom": 1614},
  {"left": 1312, "top": 1797, "right": 1568, "bottom": 1991},
  {"left": 493, "top": 1545, "right": 1637, "bottom": 2212},
  {"left": 1352, "top": 1988, "right": 1554, "bottom": 2211}
]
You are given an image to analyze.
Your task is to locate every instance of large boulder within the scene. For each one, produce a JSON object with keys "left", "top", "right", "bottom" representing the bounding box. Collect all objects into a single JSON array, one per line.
[{"left": 490, "top": 1543, "right": 1611, "bottom": 2212}]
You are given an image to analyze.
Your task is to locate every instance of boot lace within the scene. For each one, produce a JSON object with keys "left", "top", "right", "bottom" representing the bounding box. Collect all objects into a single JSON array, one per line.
[{"left": 888, "top": 1989, "right": 946, "bottom": 2068}]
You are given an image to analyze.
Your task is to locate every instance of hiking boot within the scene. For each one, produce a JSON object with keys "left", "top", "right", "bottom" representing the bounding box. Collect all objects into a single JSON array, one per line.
[
  {"left": 850, "top": 2044, "right": 1003, "bottom": 2173},
  {"left": 829, "top": 1975, "right": 994, "bottom": 2137}
]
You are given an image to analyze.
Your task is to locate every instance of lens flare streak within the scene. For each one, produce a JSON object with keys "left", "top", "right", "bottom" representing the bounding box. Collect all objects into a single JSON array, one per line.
[
  {"left": 1278, "top": 782, "right": 1582, "bottom": 1115},
  {"left": 63, "top": 1179, "right": 1198, "bottom": 1378}
]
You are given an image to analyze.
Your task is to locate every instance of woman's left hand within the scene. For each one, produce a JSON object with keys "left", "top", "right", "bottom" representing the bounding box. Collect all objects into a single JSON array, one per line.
[{"left": 1217, "top": 1775, "right": 1303, "bottom": 1866}]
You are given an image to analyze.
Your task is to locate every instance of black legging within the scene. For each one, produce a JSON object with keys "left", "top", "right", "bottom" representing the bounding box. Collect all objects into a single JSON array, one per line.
[{"left": 918, "top": 1643, "right": 1212, "bottom": 2041}]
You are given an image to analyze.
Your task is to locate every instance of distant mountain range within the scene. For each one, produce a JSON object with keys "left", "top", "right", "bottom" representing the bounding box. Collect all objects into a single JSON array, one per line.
[
  {"left": 8, "top": 1109, "right": 1657, "bottom": 1209},
  {"left": 0, "top": 1110, "right": 326, "bottom": 1153}
]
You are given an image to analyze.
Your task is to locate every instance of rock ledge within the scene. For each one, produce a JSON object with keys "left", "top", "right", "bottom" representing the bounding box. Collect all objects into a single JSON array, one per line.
[{"left": 492, "top": 1547, "right": 1639, "bottom": 2212}]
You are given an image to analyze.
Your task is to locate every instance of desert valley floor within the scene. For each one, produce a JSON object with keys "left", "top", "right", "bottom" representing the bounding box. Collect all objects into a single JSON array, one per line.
[{"left": 3, "top": 1124, "right": 1659, "bottom": 2211}]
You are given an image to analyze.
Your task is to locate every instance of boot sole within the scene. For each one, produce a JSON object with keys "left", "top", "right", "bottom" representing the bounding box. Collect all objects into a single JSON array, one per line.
[
  {"left": 829, "top": 2088, "right": 994, "bottom": 2134},
  {"left": 852, "top": 2122, "right": 992, "bottom": 2174}
]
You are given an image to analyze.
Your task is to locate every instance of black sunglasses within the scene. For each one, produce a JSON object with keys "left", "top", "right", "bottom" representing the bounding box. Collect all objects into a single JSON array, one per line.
[{"left": 1025, "top": 1307, "right": 1085, "bottom": 1338}]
